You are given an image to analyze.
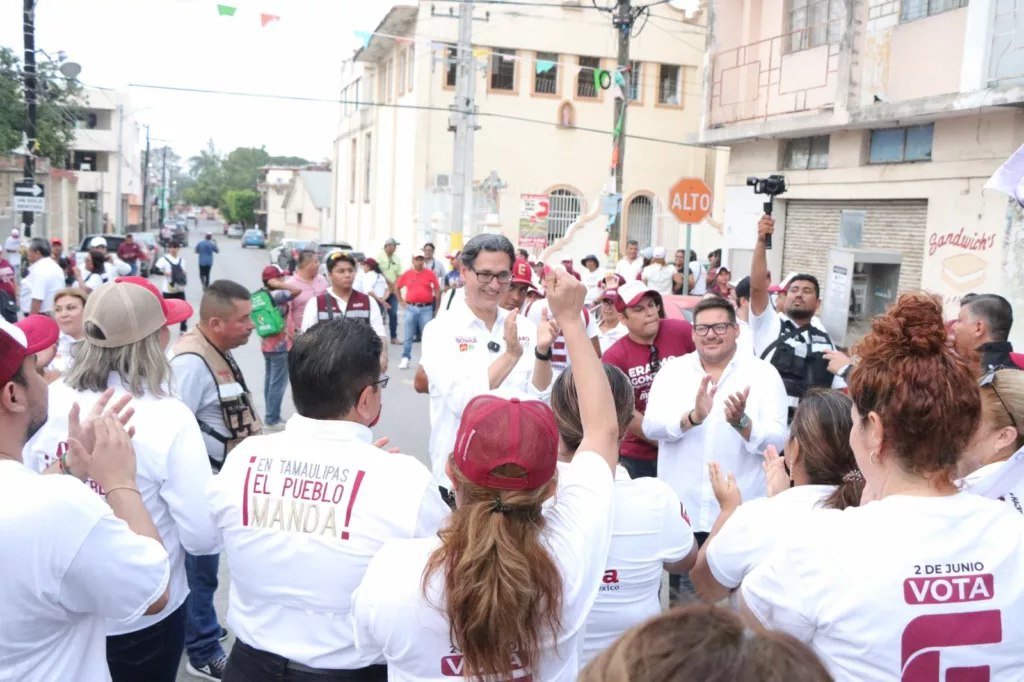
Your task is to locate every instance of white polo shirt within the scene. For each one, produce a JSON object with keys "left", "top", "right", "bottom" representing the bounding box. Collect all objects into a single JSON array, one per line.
[
  {"left": 23, "top": 376, "right": 220, "bottom": 636},
  {"left": 300, "top": 289, "right": 386, "bottom": 339},
  {"left": 743, "top": 493, "right": 1024, "bottom": 681},
  {"left": 523, "top": 299, "right": 600, "bottom": 376},
  {"left": 0, "top": 461, "right": 170, "bottom": 682},
  {"left": 706, "top": 484, "right": 835, "bottom": 590},
  {"left": 351, "top": 451, "right": 615, "bottom": 682},
  {"left": 206, "top": 416, "right": 450, "bottom": 669},
  {"left": 615, "top": 257, "right": 644, "bottom": 282},
  {"left": 597, "top": 322, "right": 628, "bottom": 355},
  {"left": 642, "top": 351, "right": 788, "bottom": 532},
  {"left": 581, "top": 465, "right": 694, "bottom": 667},
  {"left": 420, "top": 303, "right": 551, "bottom": 487},
  {"left": 20, "top": 256, "right": 65, "bottom": 314}
]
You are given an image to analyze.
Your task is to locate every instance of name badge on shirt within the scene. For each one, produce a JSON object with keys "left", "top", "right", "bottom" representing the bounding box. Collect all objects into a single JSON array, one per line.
[{"left": 242, "top": 455, "right": 367, "bottom": 539}]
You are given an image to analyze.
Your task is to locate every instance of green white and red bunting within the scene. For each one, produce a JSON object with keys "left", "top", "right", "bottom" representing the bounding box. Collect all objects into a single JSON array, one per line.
[{"left": 214, "top": 4, "right": 279, "bottom": 26}]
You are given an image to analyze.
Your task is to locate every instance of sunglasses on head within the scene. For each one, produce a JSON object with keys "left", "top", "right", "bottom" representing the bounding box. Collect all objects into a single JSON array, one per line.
[{"left": 980, "top": 370, "right": 1016, "bottom": 429}]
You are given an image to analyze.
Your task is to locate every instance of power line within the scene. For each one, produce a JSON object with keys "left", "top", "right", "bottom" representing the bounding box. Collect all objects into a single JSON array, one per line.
[{"left": 123, "top": 81, "right": 726, "bottom": 150}]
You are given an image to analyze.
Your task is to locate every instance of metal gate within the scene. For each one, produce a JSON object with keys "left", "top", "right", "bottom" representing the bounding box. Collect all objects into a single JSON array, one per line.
[
  {"left": 547, "top": 189, "right": 582, "bottom": 244},
  {"left": 626, "top": 194, "right": 654, "bottom": 249}
]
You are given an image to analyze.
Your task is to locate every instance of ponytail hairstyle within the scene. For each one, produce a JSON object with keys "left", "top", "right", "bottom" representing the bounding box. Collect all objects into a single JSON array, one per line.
[
  {"left": 788, "top": 389, "right": 862, "bottom": 510},
  {"left": 423, "top": 460, "right": 563, "bottom": 681},
  {"left": 551, "top": 364, "right": 634, "bottom": 454}
]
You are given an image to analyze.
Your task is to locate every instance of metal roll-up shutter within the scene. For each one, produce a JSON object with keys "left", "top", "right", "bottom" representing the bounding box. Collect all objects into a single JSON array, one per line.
[{"left": 782, "top": 199, "right": 927, "bottom": 295}]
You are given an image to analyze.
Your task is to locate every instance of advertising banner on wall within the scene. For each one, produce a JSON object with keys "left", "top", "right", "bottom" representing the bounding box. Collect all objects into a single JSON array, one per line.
[{"left": 518, "top": 193, "right": 549, "bottom": 251}]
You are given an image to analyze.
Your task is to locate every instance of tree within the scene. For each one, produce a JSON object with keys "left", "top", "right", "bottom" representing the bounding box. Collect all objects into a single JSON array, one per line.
[
  {"left": 222, "top": 189, "right": 259, "bottom": 227},
  {"left": 184, "top": 139, "right": 224, "bottom": 207},
  {"left": 268, "top": 155, "right": 310, "bottom": 166},
  {"left": 0, "top": 47, "right": 86, "bottom": 167}
]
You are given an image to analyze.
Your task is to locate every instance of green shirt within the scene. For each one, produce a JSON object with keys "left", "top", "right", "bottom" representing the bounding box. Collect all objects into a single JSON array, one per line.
[{"left": 377, "top": 251, "right": 403, "bottom": 285}]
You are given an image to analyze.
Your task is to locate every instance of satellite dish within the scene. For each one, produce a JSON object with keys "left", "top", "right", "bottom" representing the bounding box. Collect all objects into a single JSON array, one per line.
[
  {"left": 59, "top": 61, "right": 82, "bottom": 80},
  {"left": 668, "top": 0, "right": 701, "bottom": 16}
]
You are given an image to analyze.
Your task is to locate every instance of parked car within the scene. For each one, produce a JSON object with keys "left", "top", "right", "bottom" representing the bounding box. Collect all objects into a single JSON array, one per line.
[
  {"left": 227, "top": 224, "right": 244, "bottom": 239},
  {"left": 317, "top": 243, "right": 365, "bottom": 276},
  {"left": 275, "top": 239, "right": 313, "bottom": 271},
  {"left": 133, "top": 232, "right": 161, "bottom": 277},
  {"left": 662, "top": 294, "right": 702, "bottom": 323},
  {"left": 74, "top": 234, "right": 129, "bottom": 273},
  {"left": 242, "top": 229, "right": 266, "bottom": 248}
]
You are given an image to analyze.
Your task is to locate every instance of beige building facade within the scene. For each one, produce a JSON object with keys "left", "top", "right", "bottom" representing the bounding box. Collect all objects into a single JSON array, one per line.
[
  {"left": 330, "top": 2, "right": 727, "bottom": 272},
  {"left": 698, "top": 0, "right": 1024, "bottom": 346}
]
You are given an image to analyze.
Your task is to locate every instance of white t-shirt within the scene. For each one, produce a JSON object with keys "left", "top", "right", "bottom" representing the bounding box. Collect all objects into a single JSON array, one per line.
[
  {"left": 615, "top": 257, "right": 644, "bottom": 282},
  {"left": 301, "top": 289, "right": 386, "bottom": 339},
  {"left": 351, "top": 450, "right": 615, "bottom": 682},
  {"left": 153, "top": 254, "right": 186, "bottom": 294},
  {"left": 48, "top": 333, "right": 79, "bottom": 373},
  {"left": 207, "top": 416, "right": 451, "bottom": 669},
  {"left": 742, "top": 493, "right": 1024, "bottom": 681},
  {"left": 597, "top": 322, "right": 629, "bottom": 354},
  {"left": 641, "top": 264, "right": 674, "bottom": 296},
  {"left": 706, "top": 484, "right": 835, "bottom": 590},
  {"left": 581, "top": 465, "right": 693, "bottom": 667},
  {"left": 361, "top": 271, "right": 388, "bottom": 300},
  {"left": 23, "top": 377, "right": 220, "bottom": 636},
  {"left": 688, "top": 261, "right": 707, "bottom": 296},
  {"left": 20, "top": 256, "right": 65, "bottom": 314},
  {"left": 962, "top": 461, "right": 1024, "bottom": 515},
  {"left": 581, "top": 269, "right": 605, "bottom": 306},
  {"left": 0, "top": 460, "right": 170, "bottom": 682},
  {"left": 523, "top": 299, "right": 600, "bottom": 376},
  {"left": 81, "top": 271, "right": 109, "bottom": 292},
  {"left": 3, "top": 236, "right": 21, "bottom": 267}
]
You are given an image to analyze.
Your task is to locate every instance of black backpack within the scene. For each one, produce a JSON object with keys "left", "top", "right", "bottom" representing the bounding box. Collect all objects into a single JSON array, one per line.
[
  {"left": 166, "top": 257, "right": 187, "bottom": 287},
  {"left": 0, "top": 289, "right": 16, "bottom": 323}
]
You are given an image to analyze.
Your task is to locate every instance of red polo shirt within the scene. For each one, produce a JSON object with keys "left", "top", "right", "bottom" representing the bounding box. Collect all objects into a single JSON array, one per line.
[
  {"left": 118, "top": 240, "right": 142, "bottom": 262},
  {"left": 396, "top": 267, "right": 440, "bottom": 304}
]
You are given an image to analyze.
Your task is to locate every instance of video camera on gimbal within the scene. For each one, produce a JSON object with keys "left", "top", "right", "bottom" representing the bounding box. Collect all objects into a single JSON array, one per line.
[{"left": 746, "top": 175, "right": 787, "bottom": 249}]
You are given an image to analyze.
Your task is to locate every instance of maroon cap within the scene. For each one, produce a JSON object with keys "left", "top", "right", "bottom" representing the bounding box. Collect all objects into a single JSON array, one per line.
[
  {"left": 614, "top": 280, "right": 662, "bottom": 313},
  {"left": 511, "top": 259, "right": 535, "bottom": 288},
  {"left": 262, "top": 265, "right": 290, "bottom": 282},
  {"left": 0, "top": 316, "right": 60, "bottom": 385},
  {"left": 454, "top": 395, "right": 559, "bottom": 491}
]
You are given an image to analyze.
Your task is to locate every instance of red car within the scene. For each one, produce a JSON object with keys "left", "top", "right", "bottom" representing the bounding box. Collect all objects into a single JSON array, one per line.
[{"left": 662, "top": 294, "right": 702, "bottom": 323}]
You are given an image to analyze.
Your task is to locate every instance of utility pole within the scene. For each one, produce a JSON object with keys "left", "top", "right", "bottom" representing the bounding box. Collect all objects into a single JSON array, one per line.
[
  {"left": 21, "top": 0, "right": 37, "bottom": 238},
  {"left": 141, "top": 125, "right": 150, "bottom": 232},
  {"left": 114, "top": 104, "right": 124, "bottom": 232},
  {"left": 159, "top": 147, "right": 167, "bottom": 228},
  {"left": 610, "top": 0, "right": 633, "bottom": 251},
  {"left": 449, "top": 0, "right": 478, "bottom": 252}
]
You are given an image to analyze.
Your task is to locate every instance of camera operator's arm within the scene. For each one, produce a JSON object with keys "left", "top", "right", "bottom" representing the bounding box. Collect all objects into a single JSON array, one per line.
[{"left": 750, "top": 215, "right": 773, "bottom": 317}]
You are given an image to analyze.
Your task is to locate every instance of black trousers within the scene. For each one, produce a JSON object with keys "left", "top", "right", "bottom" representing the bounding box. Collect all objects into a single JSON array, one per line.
[
  {"left": 163, "top": 290, "right": 188, "bottom": 331},
  {"left": 199, "top": 264, "right": 212, "bottom": 289},
  {"left": 224, "top": 640, "right": 388, "bottom": 682},
  {"left": 106, "top": 602, "right": 186, "bottom": 682}
]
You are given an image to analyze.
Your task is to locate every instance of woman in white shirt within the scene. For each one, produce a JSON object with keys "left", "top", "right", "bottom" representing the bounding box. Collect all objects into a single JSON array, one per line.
[
  {"left": 361, "top": 257, "right": 391, "bottom": 317},
  {"left": 352, "top": 271, "right": 620, "bottom": 682},
  {"left": 596, "top": 291, "right": 628, "bottom": 354},
  {"left": 960, "top": 368, "right": 1024, "bottom": 512},
  {"left": 579, "top": 255, "right": 605, "bottom": 306},
  {"left": 640, "top": 247, "right": 673, "bottom": 296},
  {"left": 740, "top": 293, "right": 1024, "bottom": 682},
  {"left": 551, "top": 362, "right": 696, "bottom": 667},
  {"left": 690, "top": 389, "right": 861, "bottom": 603},
  {"left": 49, "top": 288, "right": 88, "bottom": 374},
  {"left": 77, "top": 250, "right": 109, "bottom": 293}
]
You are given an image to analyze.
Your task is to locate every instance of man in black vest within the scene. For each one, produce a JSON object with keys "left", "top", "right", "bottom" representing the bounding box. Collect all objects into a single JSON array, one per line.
[
  {"left": 955, "top": 293, "right": 1018, "bottom": 371},
  {"left": 749, "top": 215, "right": 848, "bottom": 422}
]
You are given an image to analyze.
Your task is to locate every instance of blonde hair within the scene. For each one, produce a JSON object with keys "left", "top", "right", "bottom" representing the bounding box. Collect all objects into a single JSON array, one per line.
[
  {"left": 422, "top": 460, "right": 562, "bottom": 681},
  {"left": 64, "top": 329, "right": 172, "bottom": 398},
  {"left": 980, "top": 369, "right": 1024, "bottom": 450},
  {"left": 54, "top": 287, "right": 88, "bottom": 308}
]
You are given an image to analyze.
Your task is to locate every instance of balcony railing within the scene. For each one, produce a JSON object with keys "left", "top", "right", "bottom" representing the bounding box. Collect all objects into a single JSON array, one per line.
[{"left": 708, "top": 18, "right": 840, "bottom": 127}]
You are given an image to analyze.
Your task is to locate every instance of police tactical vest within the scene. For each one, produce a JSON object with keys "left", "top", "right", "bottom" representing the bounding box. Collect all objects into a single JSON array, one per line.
[
  {"left": 173, "top": 328, "right": 262, "bottom": 468},
  {"left": 760, "top": 318, "right": 835, "bottom": 422},
  {"left": 317, "top": 290, "right": 372, "bottom": 325}
]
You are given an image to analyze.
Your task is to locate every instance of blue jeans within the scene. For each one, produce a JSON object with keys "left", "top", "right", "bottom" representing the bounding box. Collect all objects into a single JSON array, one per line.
[
  {"left": 185, "top": 552, "right": 225, "bottom": 667},
  {"left": 263, "top": 351, "right": 289, "bottom": 425},
  {"left": 386, "top": 293, "right": 399, "bottom": 340},
  {"left": 128, "top": 261, "right": 138, "bottom": 276},
  {"left": 106, "top": 602, "right": 186, "bottom": 682},
  {"left": 403, "top": 305, "right": 434, "bottom": 360}
]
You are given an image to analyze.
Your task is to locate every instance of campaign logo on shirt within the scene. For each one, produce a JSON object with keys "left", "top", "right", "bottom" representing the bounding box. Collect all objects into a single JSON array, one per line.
[
  {"left": 243, "top": 455, "right": 366, "bottom": 539},
  {"left": 599, "top": 569, "right": 621, "bottom": 593},
  {"left": 440, "top": 645, "right": 532, "bottom": 680},
  {"left": 46, "top": 440, "right": 107, "bottom": 495}
]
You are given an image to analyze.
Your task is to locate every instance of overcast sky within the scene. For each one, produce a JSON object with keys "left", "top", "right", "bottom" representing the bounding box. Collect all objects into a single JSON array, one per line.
[{"left": 1, "top": 0, "right": 395, "bottom": 163}]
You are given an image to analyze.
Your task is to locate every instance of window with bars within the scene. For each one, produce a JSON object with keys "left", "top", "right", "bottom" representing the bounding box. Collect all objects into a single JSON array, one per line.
[
  {"left": 577, "top": 57, "right": 601, "bottom": 98},
  {"left": 446, "top": 46, "right": 457, "bottom": 88},
  {"left": 784, "top": 0, "right": 842, "bottom": 54},
  {"left": 491, "top": 48, "right": 517, "bottom": 91},
  {"left": 628, "top": 61, "right": 642, "bottom": 102},
  {"left": 534, "top": 52, "right": 559, "bottom": 95},
  {"left": 868, "top": 124, "right": 934, "bottom": 164},
  {"left": 547, "top": 189, "right": 582, "bottom": 243},
  {"left": 626, "top": 195, "right": 654, "bottom": 250},
  {"left": 901, "top": 0, "right": 968, "bottom": 22},
  {"left": 658, "top": 65, "right": 682, "bottom": 105},
  {"left": 784, "top": 136, "right": 830, "bottom": 169}
]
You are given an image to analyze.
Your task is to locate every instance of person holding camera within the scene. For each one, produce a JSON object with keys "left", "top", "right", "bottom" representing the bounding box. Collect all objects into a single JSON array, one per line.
[{"left": 750, "top": 216, "right": 849, "bottom": 424}]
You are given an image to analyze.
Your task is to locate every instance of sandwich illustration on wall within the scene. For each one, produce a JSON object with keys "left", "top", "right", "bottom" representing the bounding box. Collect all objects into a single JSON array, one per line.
[{"left": 940, "top": 253, "right": 987, "bottom": 292}]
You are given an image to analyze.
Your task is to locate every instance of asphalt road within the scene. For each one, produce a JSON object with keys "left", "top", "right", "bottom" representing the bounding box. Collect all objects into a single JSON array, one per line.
[{"left": 173, "top": 219, "right": 430, "bottom": 679}]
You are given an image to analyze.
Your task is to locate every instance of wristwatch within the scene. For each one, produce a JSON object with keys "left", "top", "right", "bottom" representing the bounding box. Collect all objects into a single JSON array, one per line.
[
  {"left": 732, "top": 413, "right": 751, "bottom": 431},
  {"left": 535, "top": 345, "right": 553, "bottom": 361}
]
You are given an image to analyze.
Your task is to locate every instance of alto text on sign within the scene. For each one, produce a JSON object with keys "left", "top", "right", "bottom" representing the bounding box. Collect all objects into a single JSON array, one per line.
[{"left": 668, "top": 177, "right": 712, "bottom": 224}]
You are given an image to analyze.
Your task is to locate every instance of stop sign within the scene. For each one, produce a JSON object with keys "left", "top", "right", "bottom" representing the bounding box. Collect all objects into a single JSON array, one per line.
[{"left": 668, "top": 177, "right": 713, "bottom": 224}]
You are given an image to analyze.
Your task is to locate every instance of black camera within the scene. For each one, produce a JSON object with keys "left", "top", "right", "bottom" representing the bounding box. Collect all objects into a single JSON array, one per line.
[{"left": 746, "top": 175, "right": 787, "bottom": 249}]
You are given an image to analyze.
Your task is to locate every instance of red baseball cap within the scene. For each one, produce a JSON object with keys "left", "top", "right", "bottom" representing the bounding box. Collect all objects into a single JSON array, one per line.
[
  {"left": 262, "top": 265, "right": 290, "bottom": 282},
  {"left": 454, "top": 395, "right": 559, "bottom": 491},
  {"left": 0, "top": 316, "right": 60, "bottom": 385},
  {"left": 614, "top": 280, "right": 662, "bottom": 313},
  {"left": 511, "top": 258, "right": 536, "bottom": 288},
  {"left": 1010, "top": 353, "right": 1024, "bottom": 370}
]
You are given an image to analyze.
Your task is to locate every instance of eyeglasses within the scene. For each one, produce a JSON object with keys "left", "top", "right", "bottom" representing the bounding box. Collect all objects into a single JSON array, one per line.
[
  {"left": 649, "top": 345, "right": 661, "bottom": 373},
  {"left": 470, "top": 267, "right": 513, "bottom": 285},
  {"left": 375, "top": 374, "right": 390, "bottom": 390},
  {"left": 980, "top": 371, "right": 1015, "bottom": 428},
  {"left": 694, "top": 322, "right": 735, "bottom": 337}
]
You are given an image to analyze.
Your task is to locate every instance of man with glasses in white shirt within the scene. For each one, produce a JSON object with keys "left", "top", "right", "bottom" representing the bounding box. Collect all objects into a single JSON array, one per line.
[
  {"left": 420, "top": 233, "right": 557, "bottom": 501},
  {"left": 643, "top": 296, "right": 787, "bottom": 602}
]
